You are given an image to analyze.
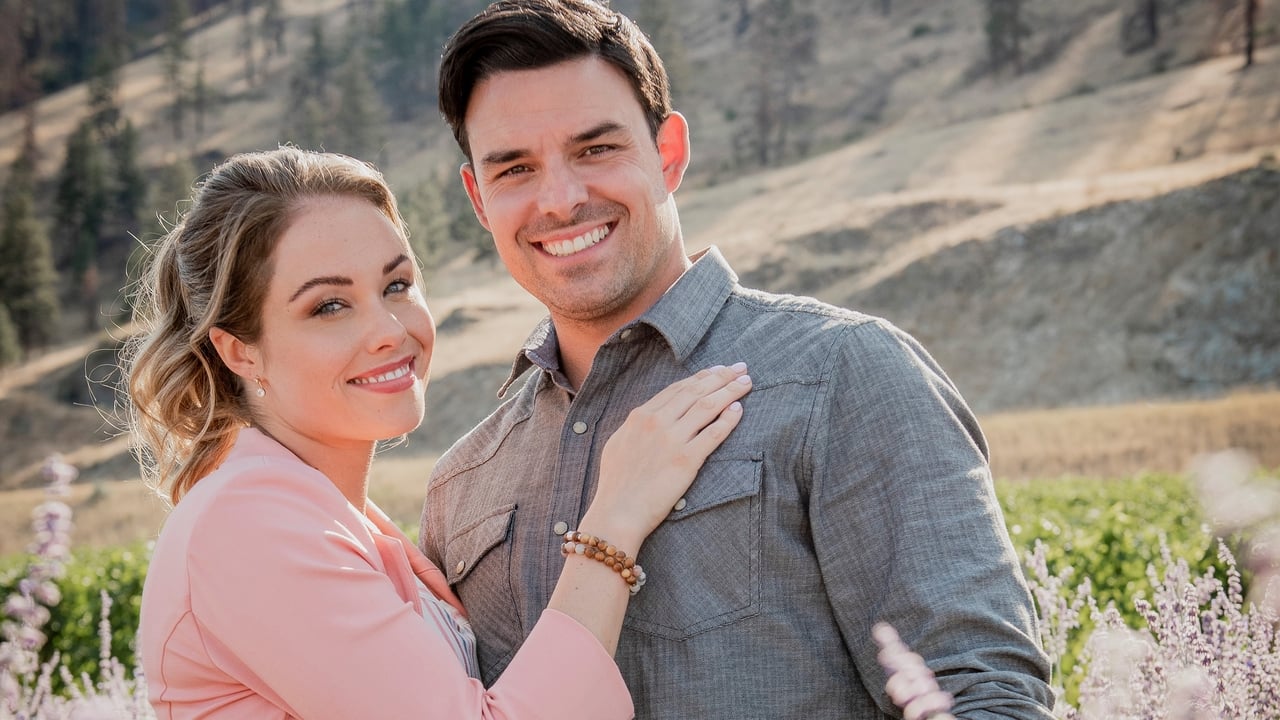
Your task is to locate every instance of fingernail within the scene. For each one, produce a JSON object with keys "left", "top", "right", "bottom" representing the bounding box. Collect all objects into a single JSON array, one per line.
[
  {"left": 730, "top": 401, "right": 742, "bottom": 411},
  {"left": 708, "top": 364, "right": 726, "bottom": 372},
  {"left": 730, "top": 362, "right": 747, "bottom": 372},
  {"left": 736, "top": 374, "right": 752, "bottom": 385}
]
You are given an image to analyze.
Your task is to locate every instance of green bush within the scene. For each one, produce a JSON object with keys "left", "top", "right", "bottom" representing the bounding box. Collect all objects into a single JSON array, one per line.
[
  {"left": 999, "top": 473, "right": 1232, "bottom": 620},
  {"left": 1, "top": 472, "right": 1243, "bottom": 705},
  {"left": 996, "top": 472, "right": 1239, "bottom": 704},
  {"left": 1, "top": 541, "right": 149, "bottom": 688}
]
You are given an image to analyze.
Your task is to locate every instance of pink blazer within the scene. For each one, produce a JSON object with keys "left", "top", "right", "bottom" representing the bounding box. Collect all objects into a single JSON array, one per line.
[{"left": 140, "top": 428, "right": 632, "bottom": 719}]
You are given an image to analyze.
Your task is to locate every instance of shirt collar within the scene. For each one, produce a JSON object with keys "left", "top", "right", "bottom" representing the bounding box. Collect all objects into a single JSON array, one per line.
[{"left": 496, "top": 246, "right": 738, "bottom": 397}]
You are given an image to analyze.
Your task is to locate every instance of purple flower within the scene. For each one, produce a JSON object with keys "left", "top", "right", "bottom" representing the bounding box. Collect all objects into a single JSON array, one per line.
[{"left": 872, "top": 623, "right": 956, "bottom": 720}]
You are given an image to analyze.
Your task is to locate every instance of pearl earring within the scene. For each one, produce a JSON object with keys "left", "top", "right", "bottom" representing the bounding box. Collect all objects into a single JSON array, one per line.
[{"left": 254, "top": 377, "right": 266, "bottom": 398}]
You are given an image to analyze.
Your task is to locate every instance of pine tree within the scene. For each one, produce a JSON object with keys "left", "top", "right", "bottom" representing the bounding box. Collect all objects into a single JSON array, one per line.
[
  {"left": 333, "top": 44, "right": 386, "bottom": 160},
  {"left": 739, "top": 0, "right": 818, "bottom": 167},
  {"left": 142, "top": 155, "right": 198, "bottom": 242},
  {"left": 0, "top": 184, "right": 61, "bottom": 351},
  {"left": 112, "top": 118, "right": 148, "bottom": 233},
  {"left": 262, "top": 0, "right": 286, "bottom": 58},
  {"left": 192, "top": 55, "right": 212, "bottom": 136},
  {"left": 398, "top": 174, "right": 451, "bottom": 275},
  {"left": 0, "top": 303, "right": 22, "bottom": 367},
  {"left": 442, "top": 163, "right": 494, "bottom": 261},
  {"left": 238, "top": 0, "right": 257, "bottom": 86},
  {"left": 636, "top": 0, "right": 691, "bottom": 104},
  {"left": 55, "top": 119, "right": 108, "bottom": 278},
  {"left": 985, "top": 0, "right": 1030, "bottom": 74},
  {"left": 282, "top": 16, "right": 330, "bottom": 147},
  {"left": 374, "top": 0, "right": 447, "bottom": 121},
  {"left": 163, "top": 0, "right": 192, "bottom": 139},
  {"left": 1244, "top": 0, "right": 1258, "bottom": 68}
]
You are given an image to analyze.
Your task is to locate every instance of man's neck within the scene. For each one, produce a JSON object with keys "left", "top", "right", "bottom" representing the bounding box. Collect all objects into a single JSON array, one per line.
[{"left": 554, "top": 319, "right": 615, "bottom": 391}]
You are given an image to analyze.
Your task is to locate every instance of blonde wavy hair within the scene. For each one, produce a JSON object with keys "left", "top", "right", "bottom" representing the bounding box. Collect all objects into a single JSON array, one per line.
[{"left": 123, "top": 147, "right": 409, "bottom": 505}]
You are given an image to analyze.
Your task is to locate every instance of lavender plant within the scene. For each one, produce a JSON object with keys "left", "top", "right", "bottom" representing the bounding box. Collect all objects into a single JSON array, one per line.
[
  {"left": 878, "top": 452, "right": 1279, "bottom": 720},
  {"left": 0, "top": 456, "right": 153, "bottom": 719},
  {"left": 872, "top": 622, "right": 957, "bottom": 720}
]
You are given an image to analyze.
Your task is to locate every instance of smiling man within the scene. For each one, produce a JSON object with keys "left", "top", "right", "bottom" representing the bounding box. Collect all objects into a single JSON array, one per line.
[{"left": 419, "top": 1, "right": 1056, "bottom": 718}]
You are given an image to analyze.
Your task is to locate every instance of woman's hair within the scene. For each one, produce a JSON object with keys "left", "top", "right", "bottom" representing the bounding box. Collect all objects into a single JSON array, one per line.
[
  {"left": 438, "top": 0, "right": 672, "bottom": 161},
  {"left": 123, "top": 147, "right": 408, "bottom": 505}
]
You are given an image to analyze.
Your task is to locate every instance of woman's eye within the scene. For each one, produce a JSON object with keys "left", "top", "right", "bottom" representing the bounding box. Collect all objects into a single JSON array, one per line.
[
  {"left": 386, "top": 278, "right": 412, "bottom": 295},
  {"left": 312, "top": 299, "right": 346, "bottom": 316}
]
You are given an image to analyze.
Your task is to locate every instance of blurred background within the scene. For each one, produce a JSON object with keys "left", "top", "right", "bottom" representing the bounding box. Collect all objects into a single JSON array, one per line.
[{"left": 0, "top": 0, "right": 1277, "bottom": 551}]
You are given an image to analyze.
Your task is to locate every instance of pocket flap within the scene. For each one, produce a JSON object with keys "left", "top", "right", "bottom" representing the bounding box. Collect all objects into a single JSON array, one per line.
[
  {"left": 444, "top": 504, "right": 516, "bottom": 584},
  {"left": 666, "top": 456, "right": 762, "bottom": 521}
]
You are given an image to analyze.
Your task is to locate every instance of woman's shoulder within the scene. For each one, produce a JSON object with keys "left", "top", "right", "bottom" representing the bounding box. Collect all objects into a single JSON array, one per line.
[{"left": 161, "top": 429, "right": 360, "bottom": 549}]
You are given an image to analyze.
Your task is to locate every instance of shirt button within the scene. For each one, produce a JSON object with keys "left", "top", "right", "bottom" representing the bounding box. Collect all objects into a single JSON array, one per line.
[
  {"left": 455, "top": 561, "right": 465, "bottom": 575},
  {"left": 552, "top": 521, "right": 569, "bottom": 535},
  {"left": 620, "top": 328, "right": 633, "bottom": 340},
  {"left": 673, "top": 497, "right": 688, "bottom": 511},
  {"left": 572, "top": 421, "right": 588, "bottom": 435}
]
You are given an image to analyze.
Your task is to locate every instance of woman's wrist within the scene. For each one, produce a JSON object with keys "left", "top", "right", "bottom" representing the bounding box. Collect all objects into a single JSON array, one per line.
[{"left": 575, "top": 511, "right": 648, "bottom": 561}]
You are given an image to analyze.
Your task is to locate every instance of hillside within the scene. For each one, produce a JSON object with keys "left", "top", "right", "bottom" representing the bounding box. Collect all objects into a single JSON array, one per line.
[{"left": 1, "top": 0, "right": 1279, "bottom": 490}]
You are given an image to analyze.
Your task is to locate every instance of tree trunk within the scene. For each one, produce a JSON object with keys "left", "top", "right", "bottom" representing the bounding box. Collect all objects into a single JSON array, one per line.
[{"left": 1244, "top": 0, "right": 1258, "bottom": 67}]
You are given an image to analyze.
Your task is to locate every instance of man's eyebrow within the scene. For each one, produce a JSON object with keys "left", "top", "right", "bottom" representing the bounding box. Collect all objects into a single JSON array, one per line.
[
  {"left": 480, "top": 148, "right": 526, "bottom": 168},
  {"left": 288, "top": 255, "right": 410, "bottom": 303},
  {"left": 478, "top": 122, "right": 627, "bottom": 169},
  {"left": 570, "top": 121, "right": 625, "bottom": 145}
]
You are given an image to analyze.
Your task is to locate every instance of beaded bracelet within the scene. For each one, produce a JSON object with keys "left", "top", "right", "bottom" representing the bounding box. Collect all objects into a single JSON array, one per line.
[{"left": 561, "top": 530, "right": 648, "bottom": 595}]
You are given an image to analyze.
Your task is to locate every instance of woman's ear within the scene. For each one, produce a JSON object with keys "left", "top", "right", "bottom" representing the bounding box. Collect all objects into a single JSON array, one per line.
[{"left": 209, "top": 327, "right": 259, "bottom": 381}]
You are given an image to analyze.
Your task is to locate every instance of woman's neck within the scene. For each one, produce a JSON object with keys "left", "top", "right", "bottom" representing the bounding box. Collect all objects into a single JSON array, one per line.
[{"left": 253, "top": 422, "right": 374, "bottom": 511}]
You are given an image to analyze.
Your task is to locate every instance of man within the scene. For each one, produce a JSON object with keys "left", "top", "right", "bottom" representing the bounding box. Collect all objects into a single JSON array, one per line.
[{"left": 420, "top": 1, "right": 1055, "bottom": 717}]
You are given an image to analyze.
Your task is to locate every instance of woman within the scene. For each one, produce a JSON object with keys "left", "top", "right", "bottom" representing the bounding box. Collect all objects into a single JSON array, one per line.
[{"left": 125, "top": 147, "right": 751, "bottom": 719}]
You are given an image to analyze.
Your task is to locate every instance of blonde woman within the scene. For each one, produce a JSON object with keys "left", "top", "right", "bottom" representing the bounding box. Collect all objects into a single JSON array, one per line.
[{"left": 126, "top": 147, "right": 750, "bottom": 719}]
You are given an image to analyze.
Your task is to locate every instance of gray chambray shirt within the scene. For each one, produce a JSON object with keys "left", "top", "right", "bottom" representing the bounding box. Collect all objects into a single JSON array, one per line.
[{"left": 421, "top": 247, "right": 1054, "bottom": 719}]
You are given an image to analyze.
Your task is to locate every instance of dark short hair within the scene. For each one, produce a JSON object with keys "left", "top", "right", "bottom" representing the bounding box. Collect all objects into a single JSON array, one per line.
[{"left": 438, "top": 0, "right": 672, "bottom": 160}]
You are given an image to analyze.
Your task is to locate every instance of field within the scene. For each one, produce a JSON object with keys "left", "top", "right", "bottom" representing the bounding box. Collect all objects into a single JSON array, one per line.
[
  {"left": 2, "top": 1, "right": 1279, "bottom": 713},
  {"left": 2, "top": 389, "right": 1277, "bottom": 557}
]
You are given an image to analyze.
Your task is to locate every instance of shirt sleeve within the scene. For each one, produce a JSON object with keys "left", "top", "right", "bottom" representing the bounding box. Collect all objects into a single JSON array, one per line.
[
  {"left": 808, "top": 320, "right": 1056, "bottom": 719},
  {"left": 186, "top": 465, "right": 632, "bottom": 720}
]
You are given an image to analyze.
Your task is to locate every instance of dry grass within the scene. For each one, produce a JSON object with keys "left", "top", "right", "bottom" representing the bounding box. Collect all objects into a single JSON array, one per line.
[
  {"left": 3, "top": 390, "right": 1278, "bottom": 557},
  {"left": 984, "top": 389, "right": 1280, "bottom": 481},
  {"left": 0, "top": 451, "right": 438, "bottom": 557}
]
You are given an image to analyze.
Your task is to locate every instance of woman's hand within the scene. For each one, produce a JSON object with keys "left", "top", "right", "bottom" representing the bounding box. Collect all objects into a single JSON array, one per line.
[{"left": 581, "top": 363, "right": 751, "bottom": 553}]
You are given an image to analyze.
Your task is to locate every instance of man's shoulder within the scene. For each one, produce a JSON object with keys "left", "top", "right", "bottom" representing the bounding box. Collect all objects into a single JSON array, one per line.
[
  {"left": 428, "top": 373, "right": 542, "bottom": 486},
  {"left": 727, "top": 284, "right": 877, "bottom": 326},
  {"left": 718, "top": 284, "right": 910, "bottom": 352}
]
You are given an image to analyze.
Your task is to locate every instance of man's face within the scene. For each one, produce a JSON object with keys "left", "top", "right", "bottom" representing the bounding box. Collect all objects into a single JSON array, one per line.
[{"left": 460, "top": 56, "right": 691, "bottom": 333}]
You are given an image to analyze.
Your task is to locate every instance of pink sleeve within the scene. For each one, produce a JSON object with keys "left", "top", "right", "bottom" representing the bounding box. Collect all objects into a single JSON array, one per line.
[{"left": 187, "top": 466, "right": 633, "bottom": 720}]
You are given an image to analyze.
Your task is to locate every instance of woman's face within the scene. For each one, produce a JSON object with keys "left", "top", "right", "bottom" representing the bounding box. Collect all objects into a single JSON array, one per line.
[{"left": 246, "top": 195, "right": 434, "bottom": 453}]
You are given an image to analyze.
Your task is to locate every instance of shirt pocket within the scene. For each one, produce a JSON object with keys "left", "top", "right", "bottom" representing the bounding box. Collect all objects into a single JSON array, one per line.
[
  {"left": 623, "top": 456, "right": 763, "bottom": 640},
  {"left": 443, "top": 503, "right": 521, "bottom": 678}
]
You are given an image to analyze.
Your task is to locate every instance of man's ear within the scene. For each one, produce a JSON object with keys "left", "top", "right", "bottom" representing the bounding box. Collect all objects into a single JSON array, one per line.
[
  {"left": 656, "top": 111, "right": 691, "bottom": 195},
  {"left": 208, "top": 327, "right": 259, "bottom": 382},
  {"left": 460, "top": 163, "right": 492, "bottom": 232}
]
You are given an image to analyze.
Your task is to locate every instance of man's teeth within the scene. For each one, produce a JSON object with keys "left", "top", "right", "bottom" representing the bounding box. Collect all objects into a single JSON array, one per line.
[
  {"left": 351, "top": 363, "right": 411, "bottom": 385},
  {"left": 544, "top": 226, "right": 608, "bottom": 257}
]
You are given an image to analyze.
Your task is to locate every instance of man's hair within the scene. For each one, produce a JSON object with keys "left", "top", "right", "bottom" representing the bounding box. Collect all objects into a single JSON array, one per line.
[{"left": 438, "top": 0, "right": 672, "bottom": 160}]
